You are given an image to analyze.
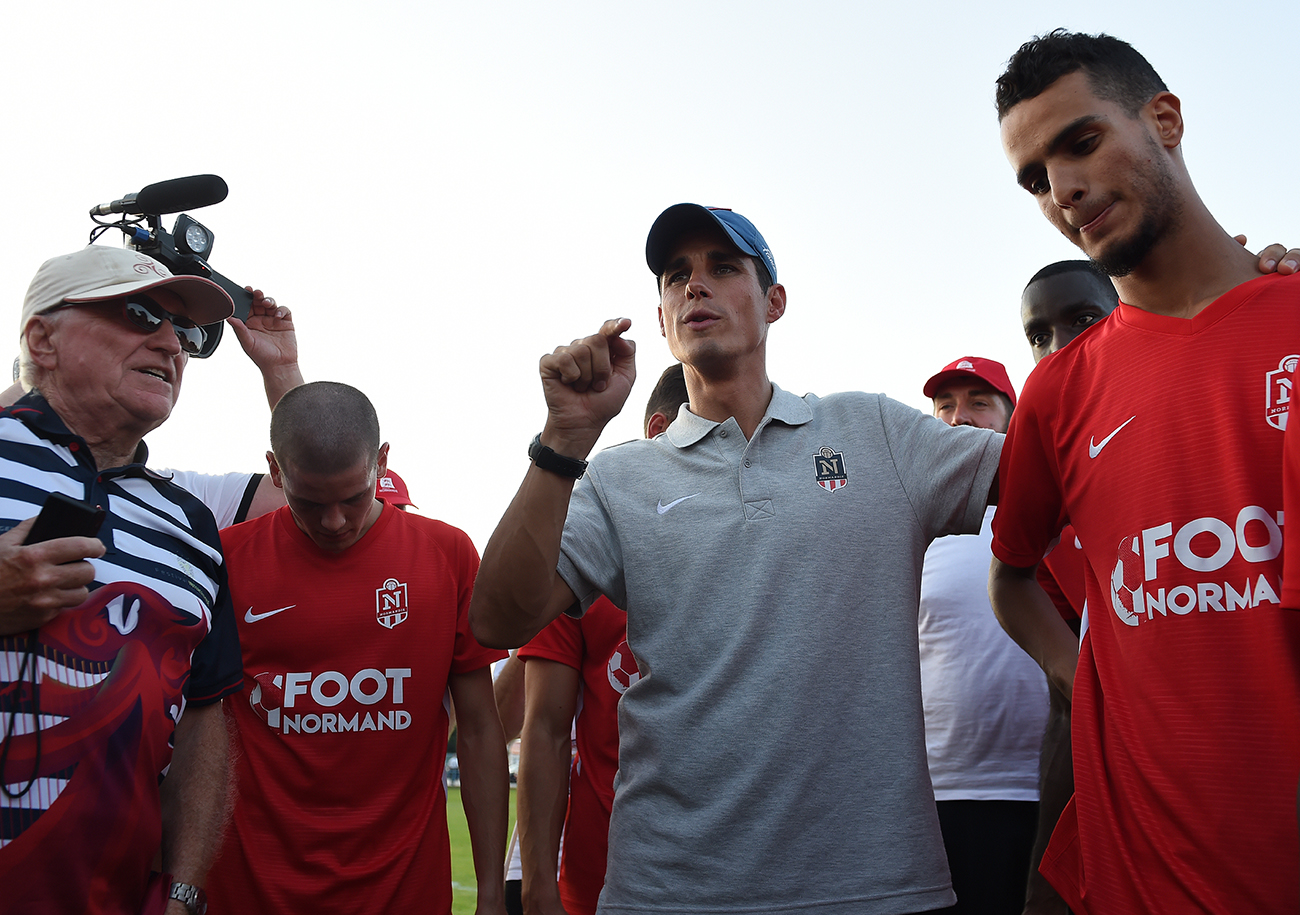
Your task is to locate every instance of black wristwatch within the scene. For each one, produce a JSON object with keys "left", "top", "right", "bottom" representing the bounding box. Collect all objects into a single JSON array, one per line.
[
  {"left": 528, "top": 433, "right": 588, "bottom": 480},
  {"left": 168, "top": 881, "right": 207, "bottom": 915}
]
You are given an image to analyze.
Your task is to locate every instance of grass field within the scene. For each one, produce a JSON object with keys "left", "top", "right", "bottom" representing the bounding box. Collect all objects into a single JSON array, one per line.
[{"left": 447, "top": 786, "right": 518, "bottom": 914}]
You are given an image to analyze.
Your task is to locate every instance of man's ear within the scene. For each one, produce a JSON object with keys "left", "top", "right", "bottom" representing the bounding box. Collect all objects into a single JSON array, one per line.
[
  {"left": 24, "top": 318, "right": 58, "bottom": 370},
  {"left": 766, "top": 284, "right": 787, "bottom": 324},
  {"left": 267, "top": 451, "right": 283, "bottom": 489},
  {"left": 645, "top": 411, "right": 671, "bottom": 438},
  {"left": 376, "top": 442, "right": 390, "bottom": 481},
  {"left": 658, "top": 304, "right": 667, "bottom": 338},
  {"left": 1148, "top": 91, "right": 1183, "bottom": 150}
]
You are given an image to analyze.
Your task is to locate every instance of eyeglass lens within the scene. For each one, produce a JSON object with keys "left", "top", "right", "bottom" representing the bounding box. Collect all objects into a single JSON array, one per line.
[{"left": 123, "top": 296, "right": 210, "bottom": 355}]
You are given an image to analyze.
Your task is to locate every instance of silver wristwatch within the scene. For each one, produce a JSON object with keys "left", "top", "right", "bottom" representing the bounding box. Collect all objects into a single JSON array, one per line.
[{"left": 168, "top": 882, "right": 208, "bottom": 915}]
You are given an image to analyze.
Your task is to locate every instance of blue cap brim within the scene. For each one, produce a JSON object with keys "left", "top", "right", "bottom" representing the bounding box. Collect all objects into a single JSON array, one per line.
[{"left": 646, "top": 204, "right": 777, "bottom": 282}]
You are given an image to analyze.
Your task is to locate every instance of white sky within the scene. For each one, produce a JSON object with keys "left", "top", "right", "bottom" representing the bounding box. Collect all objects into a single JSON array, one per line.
[{"left": 0, "top": 1, "right": 1292, "bottom": 549}]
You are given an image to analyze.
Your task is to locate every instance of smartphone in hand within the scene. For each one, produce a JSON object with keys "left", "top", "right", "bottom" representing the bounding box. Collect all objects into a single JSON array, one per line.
[{"left": 25, "top": 492, "right": 106, "bottom": 544}]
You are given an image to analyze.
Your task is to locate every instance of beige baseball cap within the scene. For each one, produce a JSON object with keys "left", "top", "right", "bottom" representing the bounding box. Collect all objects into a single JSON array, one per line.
[{"left": 20, "top": 246, "right": 234, "bottom": 333}]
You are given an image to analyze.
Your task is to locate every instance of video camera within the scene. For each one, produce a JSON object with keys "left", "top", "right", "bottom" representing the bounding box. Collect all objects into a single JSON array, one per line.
[{"left": 88, "top": 175, "right": 251, "bottom": 356}]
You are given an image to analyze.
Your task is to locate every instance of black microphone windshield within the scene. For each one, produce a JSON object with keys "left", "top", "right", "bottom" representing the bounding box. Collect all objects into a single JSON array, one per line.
[{"left": 134, "top": 175, "right": 228, "bottom": 215}]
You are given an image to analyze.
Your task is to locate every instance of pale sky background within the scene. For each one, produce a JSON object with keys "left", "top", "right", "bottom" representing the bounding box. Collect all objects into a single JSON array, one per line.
[{"left": 0, "top": 1, "right": 1292, "bottom": 549}]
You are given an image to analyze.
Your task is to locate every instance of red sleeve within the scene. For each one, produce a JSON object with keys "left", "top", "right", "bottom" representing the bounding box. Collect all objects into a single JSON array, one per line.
[
  {"left": 990, "top": 362, "right": 1070, "bottom": 568},
  {"left": 1037, "top": 555, "right": 1082, "bottom": 622},
  {"left": 518, "top": 611, "right": 584, "bottom": 669}
]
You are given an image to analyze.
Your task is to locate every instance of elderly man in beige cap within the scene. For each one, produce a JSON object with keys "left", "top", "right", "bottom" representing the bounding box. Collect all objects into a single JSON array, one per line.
[{"left": 0, "top": 245, "right": 244, "bottom": 915}]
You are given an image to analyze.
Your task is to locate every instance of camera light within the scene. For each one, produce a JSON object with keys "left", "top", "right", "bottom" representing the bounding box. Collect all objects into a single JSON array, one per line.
[{"left": 174, "top": 214, "right": 215, "bottom": 259}]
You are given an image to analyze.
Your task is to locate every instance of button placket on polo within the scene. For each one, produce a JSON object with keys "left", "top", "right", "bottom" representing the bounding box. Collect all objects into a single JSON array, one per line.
[{"left": 738, "top": 428, "right": 773, "bottom": 522}]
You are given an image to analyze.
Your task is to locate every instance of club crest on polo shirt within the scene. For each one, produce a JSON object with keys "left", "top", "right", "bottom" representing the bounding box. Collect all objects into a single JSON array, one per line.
[
  {"left": 814, "top": 446, "right": 848, "bottom": 493},
  {"left": 1265, "top": 354, "right": 1299, "bottom": 431},
  {"left": 376, "top": 578, "right": 409, "bottom": 629}
]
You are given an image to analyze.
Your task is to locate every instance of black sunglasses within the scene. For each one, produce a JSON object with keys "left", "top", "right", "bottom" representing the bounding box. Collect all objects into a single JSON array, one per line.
[
  {"left": 122, "top": 294, "right": 222, "bottom": 358},
  {"left": 58, "top": 294, "right": 222, "bottom": 358}
]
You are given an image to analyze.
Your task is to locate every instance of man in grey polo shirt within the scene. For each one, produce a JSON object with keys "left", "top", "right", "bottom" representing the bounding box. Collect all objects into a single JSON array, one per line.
[{"left": 471, "top": 204, "right": 1001, "bottom": 915}]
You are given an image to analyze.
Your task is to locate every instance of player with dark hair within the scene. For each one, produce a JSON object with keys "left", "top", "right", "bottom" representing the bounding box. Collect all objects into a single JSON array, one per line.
[
  {"left": 208, "top": 381, "right": 509, "bottom": 914},
  {"left": 472, "top": 203, "right": 1001, "bottom": 915},
  {"left": 643, "top": 362, "right": 688, "bottom": 432},
  {"left": 989, "top": 30, "right": 1300, "bottom": 913},
  {"left": 995, "top": 28, "right": 1167, "bottom": 122},
  {"left": 1020, "top": 261, "right": 1116, "bottom": 365}
]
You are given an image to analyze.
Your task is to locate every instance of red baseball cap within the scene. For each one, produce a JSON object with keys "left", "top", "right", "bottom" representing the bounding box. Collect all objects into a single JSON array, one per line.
[
  {"left": 376, "top": 469, "right": 417, "bottom": 508},
  {"left": 923, "top": 356, "right": 1017, "bottom": 406}
]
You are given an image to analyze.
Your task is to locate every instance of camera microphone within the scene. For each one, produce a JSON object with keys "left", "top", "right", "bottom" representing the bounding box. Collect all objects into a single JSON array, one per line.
[{"left": 90, "top": 174, "right": 229, "bottom": 217}]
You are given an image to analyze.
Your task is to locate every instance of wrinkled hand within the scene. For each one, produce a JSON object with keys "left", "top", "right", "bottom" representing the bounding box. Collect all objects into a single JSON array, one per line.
[
  {"left": 226, "top": 288, "right": 298, "bottom": 372},
  {"left": 0, "top": 517, "right": 104, "bottom": 636},
  {"left": 1237, "top": 236, "right": 1300, "bottom": 276},
  {"left": 538, "top": 318, "right": 637, "bottom": 457}
]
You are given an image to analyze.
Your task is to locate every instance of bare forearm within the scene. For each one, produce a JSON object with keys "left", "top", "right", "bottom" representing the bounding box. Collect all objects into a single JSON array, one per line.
[
  {"left": 470, "top": 465, "right": 579, "bottom": 649},
  {"left": 458, "top": 722, "right": 509, "bottom": 909},
  {"left": 989, "top": 558, "right": 1079, "bottom": 696},
  {"left": 261, "top": 363, "right": 304, "bottom": 409},
  {"left": 160, "top": 702, "right": 232, "bottom": 886},
  {"left": 519, "top": 720, "right": 571, "bottom": 912}
]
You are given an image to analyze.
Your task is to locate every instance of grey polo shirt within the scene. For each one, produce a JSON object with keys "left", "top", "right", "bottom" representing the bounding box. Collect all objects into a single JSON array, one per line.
[{"left": 557, "top": 385, "right": 1001, "bottom": 915}]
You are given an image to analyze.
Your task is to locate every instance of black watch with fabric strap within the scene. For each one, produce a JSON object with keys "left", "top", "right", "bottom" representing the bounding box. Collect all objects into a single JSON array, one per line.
[{"left": 528, "top": 433, "right": 588, "bottom": 480}]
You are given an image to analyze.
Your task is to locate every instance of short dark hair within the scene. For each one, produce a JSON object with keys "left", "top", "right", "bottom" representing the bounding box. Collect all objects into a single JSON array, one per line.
[
  {"left": 270, "top": 381, "right": 381, "bottom": 474},
  {"left": 1025, "top": 259, "right": 1113, "bottom": 296},
  {"left": 995, "top": 29, "right": 1167, "bottom": 121},
  {"left": 644, "top": 363, "right": 688, "bottom": 430}
]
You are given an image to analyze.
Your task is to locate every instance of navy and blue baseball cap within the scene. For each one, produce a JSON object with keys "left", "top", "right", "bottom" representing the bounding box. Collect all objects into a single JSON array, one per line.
[{"left": 646, "top": 204, "right": 777, "bottom": 283}]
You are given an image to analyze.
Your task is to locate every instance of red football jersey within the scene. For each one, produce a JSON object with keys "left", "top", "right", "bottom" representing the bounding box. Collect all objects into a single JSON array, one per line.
[
  {"left": 1284, "top": 404, "right": 1300, "bottom": 608},
  {"left": 207, "top": 505, "right": 503, "bottom": 914},
  {"left": 1037, "top": 524, "right": 1086, "bottom": 622},
  {"left": 519, "top": 597, "right": 631, "bottom": 915},
  {"left": 992, "top": 274, "right": 1300, "bottom": 914}
]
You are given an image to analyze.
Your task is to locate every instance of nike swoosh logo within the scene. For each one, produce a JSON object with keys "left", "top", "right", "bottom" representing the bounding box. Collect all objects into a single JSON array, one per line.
[
  {"left": 656, "top": 493, "right": 702, "bottom": 514},
  {"left": 1088, "top": 416, "right": 1136, "bottom": 459},
  {"left": 244, "top": 604, "right": 297, "bottom": 623}
]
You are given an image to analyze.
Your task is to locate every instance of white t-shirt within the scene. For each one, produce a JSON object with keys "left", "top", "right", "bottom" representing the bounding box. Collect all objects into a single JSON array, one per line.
[
  {"left": 919, "top": 505, "right": 1047, "bottom": 800},
  {"left": 159, "top": 470, "right": 260, "bottom": 529}
]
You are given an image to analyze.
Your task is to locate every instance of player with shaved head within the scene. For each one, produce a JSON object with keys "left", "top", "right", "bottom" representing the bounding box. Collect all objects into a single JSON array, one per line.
[{"left": 209, "top": 381, "right": 509, "bottom": 914}]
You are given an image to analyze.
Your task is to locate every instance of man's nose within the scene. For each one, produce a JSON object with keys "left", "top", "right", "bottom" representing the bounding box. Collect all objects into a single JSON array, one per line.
[
  {"left": 147, "top": 317, "right": 183, "bottom": 354},
  {"left": 1049, "top": 164, "right": 1086, "bottom": 212},
  {"left": 320, "top": 506, "right": 347, "bottom": 531},
  {"left": 685, "top": 271, "right": 711, "bottom": 299}
]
